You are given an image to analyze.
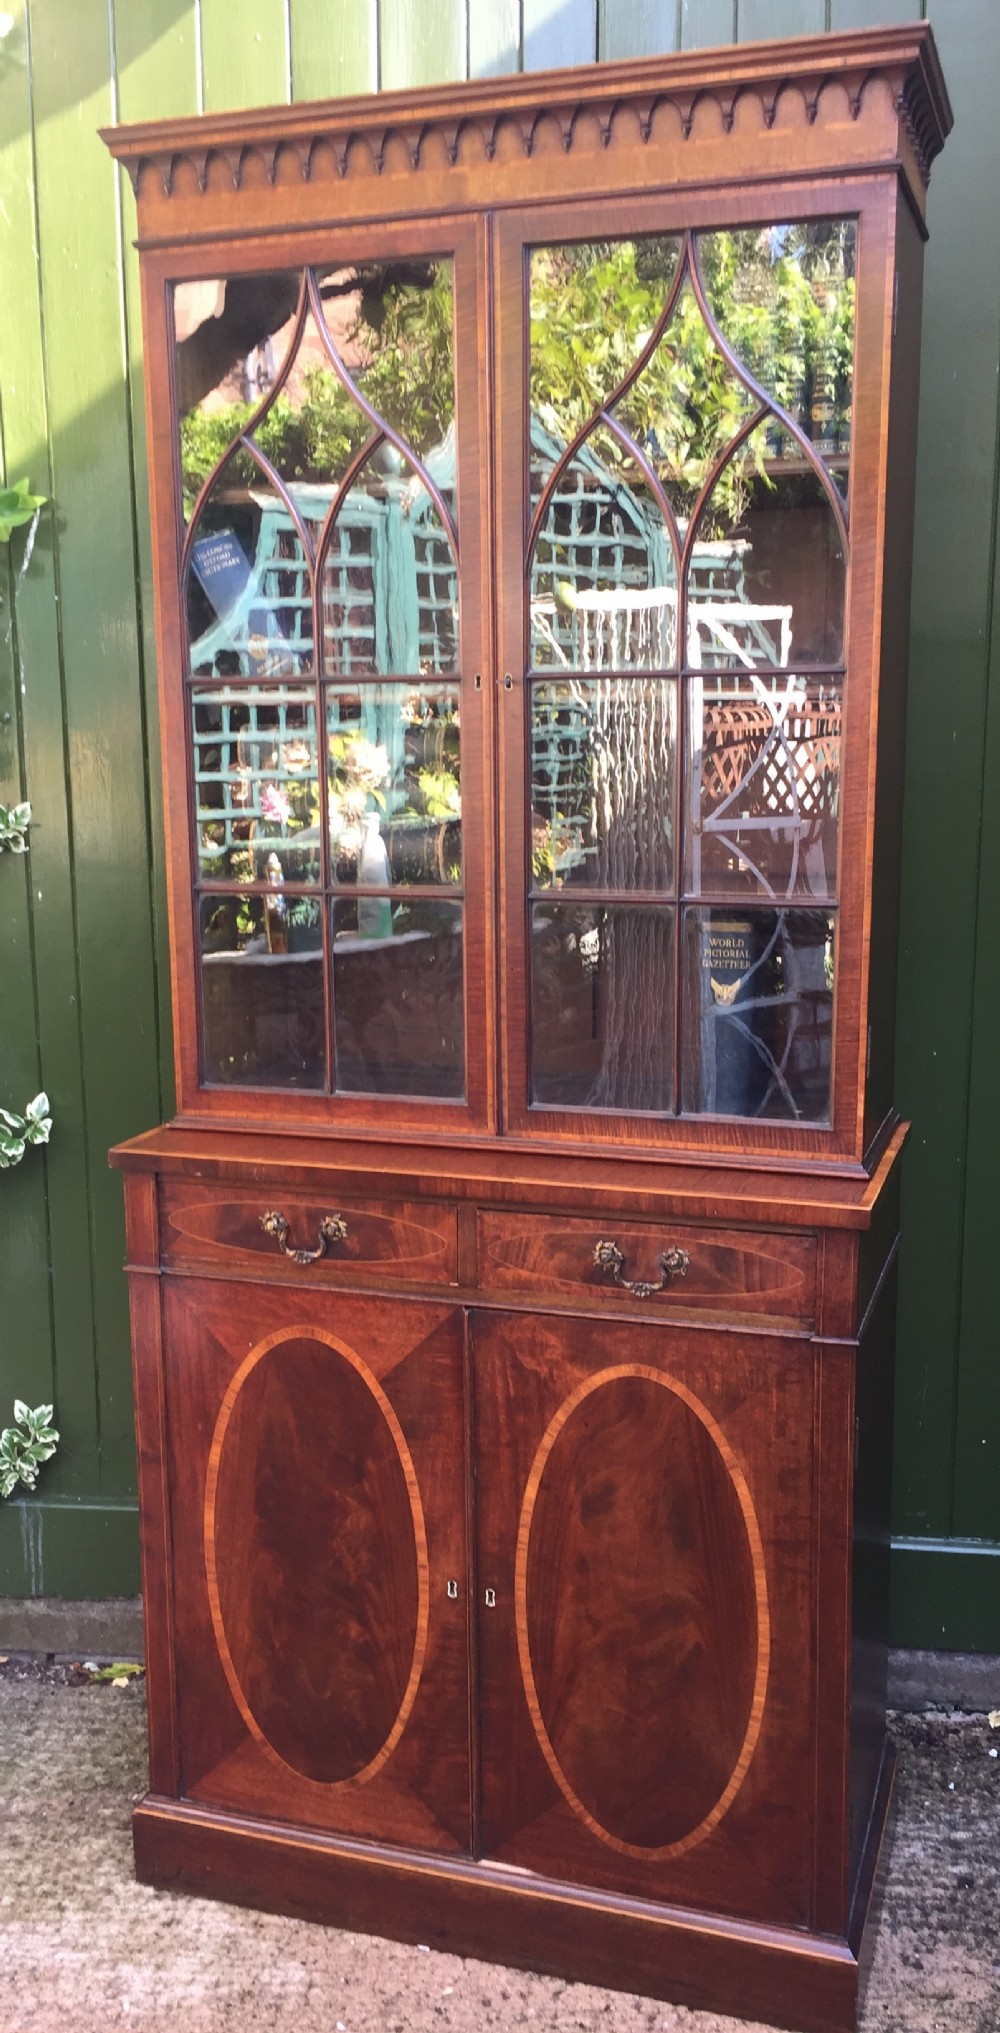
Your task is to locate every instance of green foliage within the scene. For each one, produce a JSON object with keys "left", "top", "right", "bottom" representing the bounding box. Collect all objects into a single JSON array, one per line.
[
  {"left": 0, "top": 1091, "right": 51, "bottom": 1169},
  {"left": 0, "top": 1401, "right": 59, "bottom": 1500},
  {"left": 0, "top": 477, "right": 46, "bottom": 542},
  {"left": 0, "top": 800, "right": 31, "bottom": 853},
  {"left": 529, "top": 227, "right": 854, "bottom": 527},
  {"left": 180, "top": 264, "right": 455, "bottom": 509}
]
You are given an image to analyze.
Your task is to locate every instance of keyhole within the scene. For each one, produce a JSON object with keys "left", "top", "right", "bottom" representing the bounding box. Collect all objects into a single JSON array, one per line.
[
  {"left": 484, "top": 1587, "right": 497, "bottom": 1608},
  {"left": 446, "top": 1579, "right": 458, "bottom": 1600}
]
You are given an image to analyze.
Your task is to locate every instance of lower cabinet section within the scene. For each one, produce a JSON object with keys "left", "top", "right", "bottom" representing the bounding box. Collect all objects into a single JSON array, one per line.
[
  {"left": 133, "top": 1247, "right": 890, "bottom": 2033},
  {"left": 161, "top": 1277, "right": 472, "bottom": 1854},
  {"left": 155, "top": 1274, "right": 830, "bottom": 1928}
]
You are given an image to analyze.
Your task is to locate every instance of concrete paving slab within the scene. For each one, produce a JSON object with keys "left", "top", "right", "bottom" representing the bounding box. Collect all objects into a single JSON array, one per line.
[{"left": 0, "top": 1660, "right": 996, "bottom": 2033}]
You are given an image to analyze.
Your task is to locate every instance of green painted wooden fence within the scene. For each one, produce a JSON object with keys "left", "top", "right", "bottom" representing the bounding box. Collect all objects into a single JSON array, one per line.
[{"left": 1, "top": 0, "right": 997, "bottom": 1648}]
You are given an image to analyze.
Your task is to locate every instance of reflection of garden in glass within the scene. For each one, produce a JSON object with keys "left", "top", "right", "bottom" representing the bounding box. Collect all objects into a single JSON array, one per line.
[
  {"left": 681, "top": 908, "right": 835, "bottom": 1122},
  {"left": 527, "top": 223, "right": 853, "bottom": 674},
  {"left": 174, "top": 261, "right": 467, "bottom": 1099},
  {"left": 525, "top": 224, "right": 851, "bottom": 1122},
  {"left": 199, "top": 891, "right": 327, "bottom": 1090},
  {"left": 687, "top": 671, "right": 841, "bottom": 902},
  {"left": 326, "top": 683, "right": 462, "bottom": 888},
  {"left": 192, "top": 684, "right": 321, "bottom": 886},
  {"left": 176, "top": 262, "right": 458, "bottom": 684},
  {"left": 531, "top": 677, "right": 675, "bottom": 893}
]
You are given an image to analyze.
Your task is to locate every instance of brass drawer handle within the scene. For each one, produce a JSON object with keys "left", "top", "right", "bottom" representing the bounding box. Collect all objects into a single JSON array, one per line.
[
  {"left": 260, "top": 1210, "right": 349, "bottom": 1266},
  {"left": 592, "top": 1238, "right": 690, "bottom": 1299}
]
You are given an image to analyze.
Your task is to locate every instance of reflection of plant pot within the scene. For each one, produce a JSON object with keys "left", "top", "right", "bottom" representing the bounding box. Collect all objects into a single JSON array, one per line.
[
  {"left": 385, "top": 814, "right": 461, "bottom": 885},
  {"left": 287, "top": 919, "right": 323, "bottom": 953}
]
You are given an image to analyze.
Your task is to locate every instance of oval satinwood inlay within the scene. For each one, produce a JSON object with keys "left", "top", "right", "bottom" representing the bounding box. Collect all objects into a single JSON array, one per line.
[
  {"left": 206, "top": 1327, "right": 428, "bottom": 1785},
  {"left": 516, "top": 1365, "right": 769, "bottom": 1861}
]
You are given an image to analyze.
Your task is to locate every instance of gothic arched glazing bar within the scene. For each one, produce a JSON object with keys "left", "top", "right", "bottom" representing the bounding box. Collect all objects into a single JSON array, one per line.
[{"left": 305, "top": 270, "right": 459, "bottom": 560}]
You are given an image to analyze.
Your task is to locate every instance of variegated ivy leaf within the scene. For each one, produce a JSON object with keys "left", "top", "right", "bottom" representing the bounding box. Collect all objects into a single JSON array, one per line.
[
  {"left": 0, "top": 801, "right": 31, "bottom": 853},
  {"left": 0, "top": 1093, "right": 51, "bottom": 1166},
  {"left": 0, "top": 1401, "right": 59, "bottom": 1500}
]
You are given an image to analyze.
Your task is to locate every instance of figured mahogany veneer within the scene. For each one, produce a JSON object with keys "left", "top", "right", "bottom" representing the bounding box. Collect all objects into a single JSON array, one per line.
[
  {"left": 478, "top": 1209, "right": 816, "bottom": 1326},
  {"left": 105, "top": 26, "right": 948, "bottom": 2033},
  {"left": 160, "top": 1181, "right": 459, "bottom": 1285}
]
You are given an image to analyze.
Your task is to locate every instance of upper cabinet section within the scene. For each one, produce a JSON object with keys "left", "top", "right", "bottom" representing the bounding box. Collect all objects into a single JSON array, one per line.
[{"left": 104, "top": 27, "right": 950, "bottom": 1162}]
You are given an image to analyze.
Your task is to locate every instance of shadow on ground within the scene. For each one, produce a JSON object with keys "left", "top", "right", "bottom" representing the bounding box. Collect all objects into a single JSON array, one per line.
[{"left": 0, "top": 1661, "right": 997, "bottom": 2033}]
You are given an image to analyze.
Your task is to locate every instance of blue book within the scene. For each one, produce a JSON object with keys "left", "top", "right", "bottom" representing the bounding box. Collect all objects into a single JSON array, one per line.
[{"left": 190, "top": 527, "right": 252, "bottom": 620}]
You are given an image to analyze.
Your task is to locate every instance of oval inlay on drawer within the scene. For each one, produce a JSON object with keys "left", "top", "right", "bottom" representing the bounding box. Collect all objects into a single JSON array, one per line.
[
  {"left": 478, "top": 1210, "right": 814, "bottom": 1323},
  {"left": 160, "top": 1183, "right": 457, "bottom": 1284}
]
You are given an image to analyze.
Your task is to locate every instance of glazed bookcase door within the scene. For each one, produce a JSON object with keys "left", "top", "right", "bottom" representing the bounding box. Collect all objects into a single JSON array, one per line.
[
  {"left": 495, "top": 189, "right": 888, "bottom": 1159},
  {"left": 472, "top": 1308, "right": 820, "bottom": 1925},
  {"left": 160, "top": 1276, "right": 472, "bottom": 1853},
  {"left": 149, "top": 215, "right": 494, "bottom": 1132}
]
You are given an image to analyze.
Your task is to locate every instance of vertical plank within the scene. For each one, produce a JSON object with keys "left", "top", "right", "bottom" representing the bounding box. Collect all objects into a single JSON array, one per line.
[
  {"left": 736, "top": 0, "right": 825, "bottom": 39},
  {"left": 953, "top": 485, "right": 1000, "bottom": 1539},
  {"left": 290, "top": 0, "right": 378, "bottom": 99},
  {"left": 379, "top": 0, "right": 466, "bottom": 89},
  {"left": 0, "top": 529, "right": 53, "bottom": 1424},
  {"left": 0, "top": 0, "right": 99, "bottom": 1517},
  {"left": 26, "top": 0, "right": 165, "bottom": 1506},
  {"left": 599, "top": 0, "right": 678, "bottom": 58},
  {"left": 470, "top": 0, "right": 520, "bottom": 77},
  {"left": 829, "top": 0, "right": 919, "bottom": 24},
  {"left": 893, "top": 0, "right": 1000, "bottom": 1540},
  {"left": 680, "top": 0, "right": 736, "bottom": 49},
  {"left": 522, "top": 0, "right": 597, "bottom": 72},
  {"left": 111, "top": 2, "right": 199, "bottom": 1122},
  {"left": 199, "top": 0, "right": 290, "bottom": 110}
]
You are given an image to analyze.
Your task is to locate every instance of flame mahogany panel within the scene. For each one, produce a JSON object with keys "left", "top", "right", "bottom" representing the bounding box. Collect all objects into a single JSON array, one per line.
[
  {"left": 473, "top": 1308, "right": 816, "bottom": 1926},
  {"left": 161, "top": 1277, "right": 472, "bottom": 1854}
]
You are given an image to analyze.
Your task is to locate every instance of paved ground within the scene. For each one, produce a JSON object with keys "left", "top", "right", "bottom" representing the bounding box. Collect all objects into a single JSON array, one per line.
[{"left": 0, "top": 1659, "right": 997, "bottom": 2033}]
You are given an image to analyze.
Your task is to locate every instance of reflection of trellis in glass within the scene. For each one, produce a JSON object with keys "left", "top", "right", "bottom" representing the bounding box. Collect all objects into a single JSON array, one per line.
[
  {"left": 193, "top": 683, "right": 314, "bottom": 854},
  {"left": 692, "top": 671, "right": 841, "bottom": 900},
  {"left": 189, "top": 482, "right": 457, "bottom": 681},
  {"left": 529, "top": 426, "right": 672, "bottom": 667}
]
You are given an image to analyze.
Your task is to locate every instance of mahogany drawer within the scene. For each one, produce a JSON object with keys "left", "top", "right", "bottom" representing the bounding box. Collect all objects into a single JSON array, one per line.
[
  {"left": 476, "top": 1209, "right": 816, "bottom": 1325},
  {"left": 159, "top": 1181, "right": 458, "bottom": 1285}
]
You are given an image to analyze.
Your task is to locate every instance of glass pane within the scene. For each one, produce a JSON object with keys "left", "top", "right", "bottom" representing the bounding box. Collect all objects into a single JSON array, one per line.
[
  {"left": 332, "top": 897, "right": 464, "bottom": 1098},
  {"left": 698, "top": 222, "right": 855, "bottom": 474},
  {"left": 531, "top": 678, "right": 675, "bottom": 892},
  {"left": 685, "top": 672, "right": 840, "bottom": 901},
  {"left": 192, "top": 684, "right": 321, "bottom": 886},
  {"left": 326, "top": 684, "right": 461, "bottom": 887},
  {"left": 529, "top": 237, "right": 682, "bottom": 456},
  {"left": 530, "top": 426, "right": 676, "bottom": 671},
  {"left": 175, "top": 269, "right": 303, "bottom": 513},
  {"left": 687, "top": 420, "right": 846, "bottom": 667},
  {"left": 320, "top": 455, "right": 458, "bottom": 676},
  {"left": 186, "top": 461, "right": 316, "bottom": 680},
  {"left": 313, "top": 259, "right": 455, "bottom": 471},
  {"left": 531, "top": 903, "right": 675, "bottom": 1112},
  {"left": 681, "top": 907, "right": 834, "bottom": 1121},
  {"left": 199, "top": 892, "right": 326, "bottom": 1089},
  {"left": 612, "top": 278, "right": 755, "bottom": 521}
]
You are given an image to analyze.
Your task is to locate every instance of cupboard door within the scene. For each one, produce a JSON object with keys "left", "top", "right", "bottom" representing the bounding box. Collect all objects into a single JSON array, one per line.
[
  {"left": 162, "top": 1276, "right": 471, "bottom": 1854},
  {"left": 473, "top": 1309, "right": 820, "bottom": 1926}
]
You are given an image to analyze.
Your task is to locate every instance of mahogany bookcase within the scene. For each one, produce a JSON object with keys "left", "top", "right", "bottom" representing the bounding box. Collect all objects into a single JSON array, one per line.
[{"left": 105, "top": 26, "right": 950, "bottom": 2032}]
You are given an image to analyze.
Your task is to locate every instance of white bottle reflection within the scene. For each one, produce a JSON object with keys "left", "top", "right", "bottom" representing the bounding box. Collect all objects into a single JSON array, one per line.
[{"left": 358, "top": 811, "right": 393, "bottom": 941}]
